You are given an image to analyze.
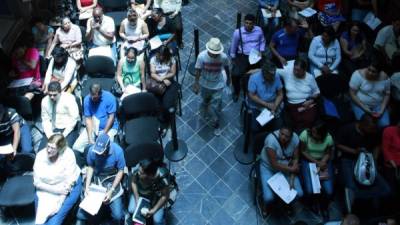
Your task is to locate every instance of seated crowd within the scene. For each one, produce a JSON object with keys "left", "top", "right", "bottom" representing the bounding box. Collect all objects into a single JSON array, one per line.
[{"left": 1, "top": 0, "right": 400, "bottom": 224}]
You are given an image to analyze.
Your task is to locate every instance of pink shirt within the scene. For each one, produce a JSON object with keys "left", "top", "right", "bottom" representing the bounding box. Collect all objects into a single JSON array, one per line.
[{"left": 12, "top": 48, "right": 40, "bottom": 81}]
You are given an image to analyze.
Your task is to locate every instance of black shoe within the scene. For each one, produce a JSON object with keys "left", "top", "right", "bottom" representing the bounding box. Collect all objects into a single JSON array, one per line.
[
  {"left": 232, "top": 94, "right": 239, "bottom": 102},
  {"left": 321, "top": 208, "right": 330, "bottom": 222}
]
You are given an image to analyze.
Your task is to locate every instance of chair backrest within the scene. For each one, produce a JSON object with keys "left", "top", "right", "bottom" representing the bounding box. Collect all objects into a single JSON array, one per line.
[
  {"left": 5, "top": 153, "right": 35, "bottom": 177},
  {"left": 121, "top": 92, "right": 160, "bottom": 119},
  {"left": 124, "top": 142, "right": 164, "bottom": 168},
  {"left": 3, "top": 96, "right": 33, "bottom": 121},
  {"left": 84, "top": 55, "right": 115, "bottom": 78},
  {"left": 101, "top": 0, "right": 128, "bottom": 11},
  {"left": 316, "top": 74, "right": 347, "bottom": 99}
]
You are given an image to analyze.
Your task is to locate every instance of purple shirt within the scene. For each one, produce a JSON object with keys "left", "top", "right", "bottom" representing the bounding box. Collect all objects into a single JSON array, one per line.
[{"left": 230, "top": 26, "right": 266, "bottom": 58}]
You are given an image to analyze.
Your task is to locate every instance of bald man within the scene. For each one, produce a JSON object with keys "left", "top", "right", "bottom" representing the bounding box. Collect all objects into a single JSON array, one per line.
[{"left": 86, "top": 6, "right": 118, "bottom": 63}]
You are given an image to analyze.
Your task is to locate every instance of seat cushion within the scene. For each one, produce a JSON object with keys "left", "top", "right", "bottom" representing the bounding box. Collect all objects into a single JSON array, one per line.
[
  {"left": 0, "top": 175, "right": 35, "bottom": 206},
  {"left": 124, "top": 117, "right": 159, "bottom": 145},
  {"left": 105, "top": 12, "right": 125, "bottom": 27},
  {"left": 124, "top": 142, "right": 164, "bottom": 167}
]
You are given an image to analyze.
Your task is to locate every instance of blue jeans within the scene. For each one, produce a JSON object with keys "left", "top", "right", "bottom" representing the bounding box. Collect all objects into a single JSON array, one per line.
[
  {"left": 351, "top": 103, "right": 390, "bottom": 128},
  {"left": 340, "top": 158, "right": 391, "bottom": 199},
  {"left": 35, "top": 176, "right": 83, "bottom": 225},
  {"left": 20, "top": 124, "right": 33, "bottom": 153},
  {"left": 259, "top": 162, "right": 304, "bottom": 206},
  {"left": 200, "top": 87, "right": 223, "bottom": 125},
  {"left": 128, "top": 195, "right": 165, "bottom": 225},
  {"left": 76, "top": 193, "right": 124, "bottom": 224},
  {"left": 300, "top": 160, "right": 334, "bottom": 197}
]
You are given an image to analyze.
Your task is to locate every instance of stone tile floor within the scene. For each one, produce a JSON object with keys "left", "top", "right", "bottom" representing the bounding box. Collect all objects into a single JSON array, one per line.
[{"left": 0, "top": 0, "right": 344, "bottom": 224}]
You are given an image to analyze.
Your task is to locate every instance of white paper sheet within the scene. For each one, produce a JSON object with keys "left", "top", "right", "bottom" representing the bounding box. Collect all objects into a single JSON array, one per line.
[
  {"left": 35, "top": 191, "right": 65, "bottom": 224},
  {"left": 79, "top": 184, "right": 107, "bottom": 216},
  {"left": 0, "top": 144, "right": 14, "bottom": 154},
  {"left": 261, "top": 9, "right": 282, "bottom": 18},
  {"left": 7, "top": 77, "right": 33, "bottom": 88},
  {"left": 93, "top": 116, "right": 100, "bottom": 136},
  {"left": 256, "top": 108, "right": 274, "bottom": 126},
  {"left": 267, "top": 172, "right": 297, "bottom": 204},
  {"left": 309, "top": 163, "right": 321, "bottom": 194},
  {"left": 149, "top": 36, "right": 162, "bottom": 50},
  {"left": 363, "top": 12, "right": 381, "bottom": 30},
  {"left": 249, "top": 49, "right": 261, "bottom": 65},
  {"left": 120, "top": 85, "right": 142, "bottom": 100},
  {"left": 299, "top": 7, "right": 317, "bottom": 18}
]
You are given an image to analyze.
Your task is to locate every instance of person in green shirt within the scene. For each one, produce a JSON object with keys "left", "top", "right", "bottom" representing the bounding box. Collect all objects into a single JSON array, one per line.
[
  {"left": 115, "top": 47, "right": 146, "bottom": 96},
  {"left": 299, "top": 121, "right": 334, "bottom": 217}
]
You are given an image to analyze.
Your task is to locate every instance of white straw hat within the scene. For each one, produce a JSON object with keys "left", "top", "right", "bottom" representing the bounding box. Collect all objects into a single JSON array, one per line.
[{"left": 206, "top": 37, "right": 224, "bottom": 54}]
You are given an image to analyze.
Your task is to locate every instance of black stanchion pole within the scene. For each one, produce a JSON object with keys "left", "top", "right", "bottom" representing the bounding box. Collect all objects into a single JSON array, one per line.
[
  {"left": 165, "top": 108, "right": 188, "bottom": 162},
  {"left": 234, "top": 110, "right": 254, "bottom": 165},
  {"left": 236, "top": 12, "right": 242, "bottom": 29},
  {"left": 188, "top": 29, "right": 200, "bottom": 76}
]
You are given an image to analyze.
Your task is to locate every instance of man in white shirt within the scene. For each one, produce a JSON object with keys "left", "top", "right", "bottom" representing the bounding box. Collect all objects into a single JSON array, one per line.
[
  {"left": 86, "top": 6, "right": 117, "bottom": 63},
  {"left": 40, "top": 81, "right": 80, "bottom": 149},
  {"left": 276, "top": 58, "right": 320, "bottom": 131},
  {"left": 374, "top": 18, "right": 400, "bottom": 62}
]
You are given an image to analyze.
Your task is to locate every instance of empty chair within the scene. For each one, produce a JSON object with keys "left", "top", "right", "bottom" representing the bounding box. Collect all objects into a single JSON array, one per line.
[
  {"left": 120, "top": 92, "right": 162, "bottom": 147},
  {"left": 101, "top": 0, "right": 128, "bottom": 28},
  {"left": 81, "top": 55, "right": 116, "bottom": 97},
  {"left": 0, "top": 153, "right": 35, "bottom": 209},
  {"left": 124, "top": 142, "right": 164, "bottom": 168}
]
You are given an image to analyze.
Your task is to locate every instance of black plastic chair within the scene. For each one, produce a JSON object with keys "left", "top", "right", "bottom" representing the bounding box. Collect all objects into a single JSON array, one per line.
[
  {"left": 3, "top": 95, "right": 44, "bottom": 135},
  {"left": 101, "top": 0, "right": 127, "bottom": 28},
  {"left": 81, "top": 55, "right": 116, "bottom": 97},
  {"left": 120, "top": 92, "right": 162, "bottom": 147},
  {"left": 124, "top": 142, "right": 164, "bottom": 168},
  {"left": 316, "top": 74, "right": 354, "bottom": 132},
  {"left": 0, "top": 153, "right": 35, "bottom": 211}
]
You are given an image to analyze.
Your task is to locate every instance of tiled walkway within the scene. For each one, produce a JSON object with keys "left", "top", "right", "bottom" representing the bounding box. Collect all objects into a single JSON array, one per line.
[
  {"left": 164, "top": 0, "right": 342, "bottom": 225},
  {"left": 0, "top": 0, "right": 343, "bottom": 224}
]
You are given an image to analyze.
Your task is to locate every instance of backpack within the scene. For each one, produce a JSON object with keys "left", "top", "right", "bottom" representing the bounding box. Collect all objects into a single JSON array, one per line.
[{"left": 354, "top": 151, "right": 377, "bottom": 186}]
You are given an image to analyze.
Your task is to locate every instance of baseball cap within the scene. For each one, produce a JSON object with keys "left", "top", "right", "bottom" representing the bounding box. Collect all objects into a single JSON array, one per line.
[{"left": 93, "top": 133, "right": 110, "bottom": 155}]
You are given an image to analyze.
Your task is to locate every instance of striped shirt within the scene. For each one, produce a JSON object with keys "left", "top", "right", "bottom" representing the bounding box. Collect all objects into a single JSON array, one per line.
[
  {"left": 0, "top": 108, "right": 22, "bottom": 143},
  {"left": 195, "top": 50, "right": 229, "bottom": 90}
]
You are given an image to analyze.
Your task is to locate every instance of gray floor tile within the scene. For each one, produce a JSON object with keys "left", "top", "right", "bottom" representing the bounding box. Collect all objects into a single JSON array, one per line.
[
  {"left": 184, "top": 155, "right": 207, "bottom": 179},
  {"left": 197, "top": 168, "right": 220, "bottom": 191},
  {"left": 210, "top": 208, "right": 236, "bottom": 225},
  {"left": 197, "top": 144, "right": 219, "bottom": 165},
  {"left": 209, "top": 180, "right": 233, "bottom": 206},
  {"left": 223, "top": 194, "right": 249, "bottom": 221},
  {"left": 209, "top": 135, "right": 231, "bottom": 154},
  {"left": 223, "top": 167, "right": 246, "bottom": 192},
  {"left": 210, "top": 156, "right": 232, "bottom": 178}
]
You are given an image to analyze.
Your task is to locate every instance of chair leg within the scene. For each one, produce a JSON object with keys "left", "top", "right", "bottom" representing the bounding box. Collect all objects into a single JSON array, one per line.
[
  {"left": 8, "top": 208, "right": 20, "bottom": 225},
  {"left": 177, "top": 51, "right": 182, "bottom": 71},
  {"left": 177, "top": 87, "right": 182, "bottom": 116}
]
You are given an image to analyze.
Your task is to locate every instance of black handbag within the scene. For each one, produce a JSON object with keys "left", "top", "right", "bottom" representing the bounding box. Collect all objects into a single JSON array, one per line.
[{"left": 145, "top": 78, "right": 166, "bottom": 96}]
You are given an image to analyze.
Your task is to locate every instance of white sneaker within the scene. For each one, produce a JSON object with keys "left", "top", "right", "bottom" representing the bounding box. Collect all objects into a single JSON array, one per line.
[{"left": 214, "top": 127, "right": 222, "bottom": 136}]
